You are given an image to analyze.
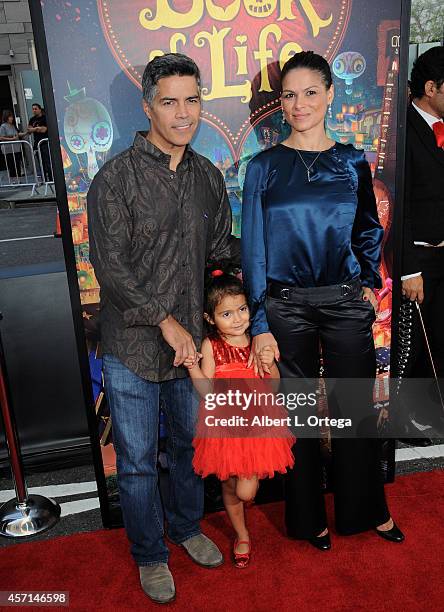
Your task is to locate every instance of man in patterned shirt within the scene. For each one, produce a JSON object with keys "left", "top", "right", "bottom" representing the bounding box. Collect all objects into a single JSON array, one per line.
[{"left": 88, "top": 53, "right": 239, "bottom": 604}]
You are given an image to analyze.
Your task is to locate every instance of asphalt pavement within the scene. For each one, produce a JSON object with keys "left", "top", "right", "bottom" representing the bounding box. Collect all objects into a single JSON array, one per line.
[{"left": 0, "top": 204, "right": 64, "bottom": 269}]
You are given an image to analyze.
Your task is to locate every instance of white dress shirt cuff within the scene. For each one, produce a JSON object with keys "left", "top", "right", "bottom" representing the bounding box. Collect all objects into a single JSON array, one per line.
[{"left": 401, "top": 272, "right": 422, "bottom": 281}]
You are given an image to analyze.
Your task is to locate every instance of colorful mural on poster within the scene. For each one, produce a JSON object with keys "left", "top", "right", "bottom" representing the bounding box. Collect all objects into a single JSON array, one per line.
[{"left": 40, "top": 0, "right": 402, "bottom": 513}]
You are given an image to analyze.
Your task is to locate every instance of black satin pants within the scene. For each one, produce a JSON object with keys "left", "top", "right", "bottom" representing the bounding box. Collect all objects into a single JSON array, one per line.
[{"left": 265, "top": 286, "right": 391, "bottom": 537}]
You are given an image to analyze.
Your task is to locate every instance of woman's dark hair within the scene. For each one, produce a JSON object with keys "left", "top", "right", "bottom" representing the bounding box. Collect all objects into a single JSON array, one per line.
[
  {"left": 281, "top": 51, "right": 332, "bottom": 90},
  {"left": 2, "top": 109, "right": 14, "bottom": 124},
  {"left": 204, "top": 263, "right": 245, "bottom": 338},
  {"left": 410, "top": 46, "right": 444, "bottom": 100},
  {"left": 142, "top": 53, "right": 201, "bottom": 105}
]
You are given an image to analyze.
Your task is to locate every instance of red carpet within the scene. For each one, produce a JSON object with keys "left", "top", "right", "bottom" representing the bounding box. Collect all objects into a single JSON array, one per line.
[{"left": 1, "top": 471, "right": 443, "bottom": 611}]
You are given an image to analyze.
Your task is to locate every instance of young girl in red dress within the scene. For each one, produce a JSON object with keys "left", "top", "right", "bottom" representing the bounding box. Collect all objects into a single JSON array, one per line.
[{"left": 184, "top": 269, "right": 294, "bottom": 568}]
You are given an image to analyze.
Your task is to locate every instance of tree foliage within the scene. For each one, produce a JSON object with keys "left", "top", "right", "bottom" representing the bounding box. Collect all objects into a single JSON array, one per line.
[{"left": 410, "top": 0, "right": 444, "bottom": 43}]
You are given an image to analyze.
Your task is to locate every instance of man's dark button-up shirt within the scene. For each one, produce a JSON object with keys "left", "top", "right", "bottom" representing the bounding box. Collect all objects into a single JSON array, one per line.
[{"left": 87, "top": 132, "right": 239, "bottom": 382}]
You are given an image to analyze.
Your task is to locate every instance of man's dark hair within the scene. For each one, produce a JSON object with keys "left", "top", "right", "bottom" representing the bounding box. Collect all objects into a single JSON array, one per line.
[
  {"left": 281, "top": 51, "right": 333, "bottom": 90},
  {"left": 410, "top": 46, "right": 444, "bottom": 99},
  {"left": 32, "top": 103, "right": 44, "bottom": 111},
  {"left": 2, "top": 109, "right": 14, "bottom": 124},
  {"left": 142, "top": 53, "right": 201, "bottom": 106}
]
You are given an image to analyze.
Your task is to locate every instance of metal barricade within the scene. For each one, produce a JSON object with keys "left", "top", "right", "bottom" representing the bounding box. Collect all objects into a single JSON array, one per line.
[
  {"left": 0, "top": 139, "right": 39, "bottom": 197},
  {"left": 36, "top": 138, "right": 55, "bottom": 196}
]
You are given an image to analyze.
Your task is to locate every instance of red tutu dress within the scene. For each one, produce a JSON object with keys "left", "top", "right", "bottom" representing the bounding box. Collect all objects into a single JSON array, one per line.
[{"left": 192, "top": 335, "right": 295, "bottom": 480}]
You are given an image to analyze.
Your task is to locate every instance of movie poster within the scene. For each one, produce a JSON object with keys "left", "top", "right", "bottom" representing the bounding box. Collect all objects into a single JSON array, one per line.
[{"left": 38, "top": 0, "right": 402, "bottom": 522}]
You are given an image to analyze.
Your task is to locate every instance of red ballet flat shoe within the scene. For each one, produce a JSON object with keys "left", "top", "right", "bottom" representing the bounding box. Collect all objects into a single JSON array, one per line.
[{"left": 233, "top": 539, "right": 251, "bottom": 569}]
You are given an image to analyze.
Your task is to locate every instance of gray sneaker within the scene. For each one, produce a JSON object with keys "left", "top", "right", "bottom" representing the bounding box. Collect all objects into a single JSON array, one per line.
[
  {"left": 139, "top": 563, "right": 175, "bottom": 604},
  {"left": 181, "top": 533, "right": 223, "bottom": 568}
]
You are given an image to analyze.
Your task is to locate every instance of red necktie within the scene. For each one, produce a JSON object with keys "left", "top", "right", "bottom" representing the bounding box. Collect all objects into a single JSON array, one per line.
[{"left": 433, "top": 121, "right": 444, "bottom": 148}]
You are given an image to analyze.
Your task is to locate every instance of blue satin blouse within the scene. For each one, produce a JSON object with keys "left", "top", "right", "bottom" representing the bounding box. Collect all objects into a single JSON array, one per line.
[{"left": 241, "top": 142, "right": 383, "bottom": 336}]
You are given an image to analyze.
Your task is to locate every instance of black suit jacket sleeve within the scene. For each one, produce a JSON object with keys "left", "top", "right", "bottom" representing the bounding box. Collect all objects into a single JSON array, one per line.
[{"left": 402, "top": 105, "right": 444, "bottom": 276}]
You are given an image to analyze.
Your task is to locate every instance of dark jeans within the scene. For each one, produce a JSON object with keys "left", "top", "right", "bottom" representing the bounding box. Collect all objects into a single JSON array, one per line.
[
  {"left": 103, "top": 354, "right": 203, "bottom": 565},
  {"left": 265, "top": 285, "right": 390, "bottom": 538},
  {"left": 5, "top": 152, "right": 23, "bottom": 178}
]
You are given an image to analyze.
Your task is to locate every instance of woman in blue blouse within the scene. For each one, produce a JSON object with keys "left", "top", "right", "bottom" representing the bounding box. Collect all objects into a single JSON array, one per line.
[{"left": 241, "top": 51, "right": 404, "bottom": 549}]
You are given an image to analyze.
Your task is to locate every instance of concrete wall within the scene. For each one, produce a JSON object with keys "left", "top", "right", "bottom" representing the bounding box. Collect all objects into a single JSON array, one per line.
[
  {"left": 0, "top": 1, "right": 34, "bottom": 129},
  {"left": 0, "top": 1, "right": 32, "bottom": 64}
]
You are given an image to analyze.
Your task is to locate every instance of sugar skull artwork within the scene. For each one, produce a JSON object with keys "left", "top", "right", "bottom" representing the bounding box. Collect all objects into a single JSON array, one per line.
[
  {"left": 332, "top": 51, "right": 366, "bottom": 94},
  {"left": 63, "top": 84, "right": 113, "bottom": 179}
]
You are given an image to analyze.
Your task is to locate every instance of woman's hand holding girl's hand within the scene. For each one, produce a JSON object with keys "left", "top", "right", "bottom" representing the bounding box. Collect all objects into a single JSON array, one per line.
[
  {"left": 249, "top": 333, "right": 280, "bottom": 377},
  {"left": 259, "top": 346, "right": 275, "bottom": 370},
  {"left": 362, "top": 287, "right": 378, "bottom": 312}
]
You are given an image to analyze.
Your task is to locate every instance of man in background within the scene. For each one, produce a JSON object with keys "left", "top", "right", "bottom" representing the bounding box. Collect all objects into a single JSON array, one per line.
[
  {"left": 400, "top": 46, "right": 444, "bottom": 441},
  {"left": 28, "top": 103, "right": 52, "bottom": 181}
]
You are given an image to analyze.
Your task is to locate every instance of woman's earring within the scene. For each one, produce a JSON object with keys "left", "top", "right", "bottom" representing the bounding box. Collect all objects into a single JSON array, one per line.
[
  {"left": 281, "top": 111, "right": 286, "bottom": 125},
  {"left": 328, "top": 104, "right": 333, "bottom": 119}
]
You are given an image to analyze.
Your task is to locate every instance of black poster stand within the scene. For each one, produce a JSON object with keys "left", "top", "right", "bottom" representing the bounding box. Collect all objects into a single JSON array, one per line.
[
  {"left": 386, "top": 0, "right": 412, "bottom": 482},
  {"left": 28, "top": 2, "right": 111, "bottom": 527}
]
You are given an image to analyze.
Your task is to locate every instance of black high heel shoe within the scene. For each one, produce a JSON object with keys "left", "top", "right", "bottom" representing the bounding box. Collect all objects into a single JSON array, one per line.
[
  {"left": 375, "top": 522, "right": 404, "bottom": 543},
  {"left": 308, "top": 530, "right": 331, "bottom": 551}
]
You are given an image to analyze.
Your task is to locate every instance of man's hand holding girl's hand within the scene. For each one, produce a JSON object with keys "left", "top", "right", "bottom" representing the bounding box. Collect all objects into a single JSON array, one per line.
[
  {"left": 183, "top": 353, "right": 203, "bottom": 369},
  {"left": 159, "top": 315, "right": 197, "bottom": 367}
]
